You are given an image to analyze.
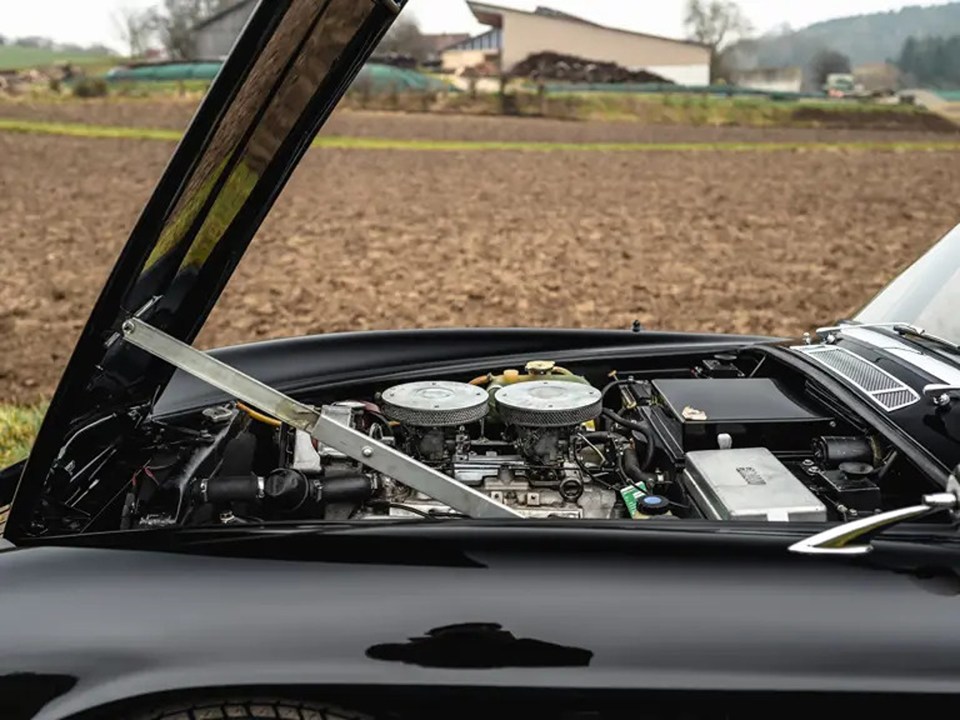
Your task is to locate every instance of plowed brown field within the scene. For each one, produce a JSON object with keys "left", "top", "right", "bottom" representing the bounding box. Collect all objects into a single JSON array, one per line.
[{"left": 2, "top": 113, "right": 960, "bottom": 403}]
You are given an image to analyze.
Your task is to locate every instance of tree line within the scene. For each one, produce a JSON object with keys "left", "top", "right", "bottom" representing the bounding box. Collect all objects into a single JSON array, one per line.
[
  {"left": 0, "top": 35, "right": 112, "bottom": 55},
  {"left": 896, "top": 35, "right": 960, "bottom": 88}
]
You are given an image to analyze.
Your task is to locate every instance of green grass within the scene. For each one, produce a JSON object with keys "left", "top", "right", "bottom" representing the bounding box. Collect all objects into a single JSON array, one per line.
[
  {"left": 2, "top": 117, "right": 960, "bottom": 153},
  {"left": 0, "top": 46, "right": 115, "bottom": 71},
  {"left": 564, "top": 92, "right": 932, "bottom": 125},
  {"left": 0, "top": 405, "right": 46, "bottom": 468},
  {"left": 108, "top": 79, "right": 213, "bottom": 98},
  {"left": 342, "top": 87, "right": 940, "bottom": 126},
  {"left": 0, "top": 118, "right": 182, "bottom": 141}
]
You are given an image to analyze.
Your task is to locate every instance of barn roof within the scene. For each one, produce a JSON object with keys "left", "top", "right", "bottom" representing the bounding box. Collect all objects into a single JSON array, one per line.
[{"left": 466, "top": 2, "right": 711, "bottom": 49}]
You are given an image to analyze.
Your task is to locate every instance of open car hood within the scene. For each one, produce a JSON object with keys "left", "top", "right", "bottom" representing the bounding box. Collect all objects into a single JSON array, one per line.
[{"left": 10, "top": 0, "right": 408, "bottom": 534}]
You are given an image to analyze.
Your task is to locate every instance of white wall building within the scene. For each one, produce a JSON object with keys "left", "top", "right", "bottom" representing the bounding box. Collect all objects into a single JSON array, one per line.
[{"left": 444, "top": 2, "right": 712, "bottom": 85}]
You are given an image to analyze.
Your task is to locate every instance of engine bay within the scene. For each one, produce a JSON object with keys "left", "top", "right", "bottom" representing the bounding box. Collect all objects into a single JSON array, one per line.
[{"left": 49, "top": 347, "right": 935, "bottom": 533}]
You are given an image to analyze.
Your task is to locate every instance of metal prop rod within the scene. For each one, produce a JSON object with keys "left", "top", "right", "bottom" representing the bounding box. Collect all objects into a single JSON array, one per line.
[{"left": 121, "top": 318, "right": 521, "bottom": 519}]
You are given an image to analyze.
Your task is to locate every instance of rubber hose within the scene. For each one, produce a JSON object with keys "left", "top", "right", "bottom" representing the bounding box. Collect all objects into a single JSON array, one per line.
[
  {"left": 319, "top": 475, "right": 376, "bottom": 504},
  {"left": 622, "top": 447, "right": 658, "bottom": 490},
  {"left": 201, "top": 470, "right": 311, "bottom": 511},
  {"left": 603, "top": 408, "right": 648, "bottom": 433},
  {"left": 201, "top": 475, "right": 261, "bottom": 504},
  {"left": 603, "top": 409, "right": 656, "bottom": 471}
]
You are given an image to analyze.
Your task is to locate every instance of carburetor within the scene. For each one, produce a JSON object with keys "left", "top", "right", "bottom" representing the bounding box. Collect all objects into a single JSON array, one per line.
[
  {"left": 493, "top": 380, "right": 603, "bottom": 466},
  {"left": 379, "top": 381, "right": 489, "bottom": 465}
]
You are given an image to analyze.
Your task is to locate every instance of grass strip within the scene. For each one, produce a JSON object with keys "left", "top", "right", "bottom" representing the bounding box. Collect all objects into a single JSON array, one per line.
[
  {"left": 0, "top": 118, "right": 183, "bottom": 142},
  {"left": 3, "top": 117, "right": 960, "bottom": 154}
]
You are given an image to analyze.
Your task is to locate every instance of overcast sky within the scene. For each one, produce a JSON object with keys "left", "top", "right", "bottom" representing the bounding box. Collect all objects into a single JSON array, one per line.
[{"left": 0, "top": 0, "right": 956, "bottom": 50}]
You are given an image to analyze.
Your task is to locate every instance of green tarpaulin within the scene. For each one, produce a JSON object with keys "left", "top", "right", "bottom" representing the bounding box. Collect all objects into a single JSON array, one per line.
[{"left": 105, "top": 61, "right": 455, "bottom": 93}]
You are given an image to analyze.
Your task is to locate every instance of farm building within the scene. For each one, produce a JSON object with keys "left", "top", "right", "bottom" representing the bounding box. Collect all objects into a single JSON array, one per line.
[
  {"left": 731, "top": 66, "right": 804, "bottom": 94},
  {"left": 442, "top": 2, "right": 711, "bottom": 85},
  {"left": 422, "top": 33, "right": 471, "bottom": 66},
  {"left": 192, "top": 0, "right": 257, "bottom": 59}
]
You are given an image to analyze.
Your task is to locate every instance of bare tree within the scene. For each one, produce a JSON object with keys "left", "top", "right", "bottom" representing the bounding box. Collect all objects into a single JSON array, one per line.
[
  {"left": 151, "top": 0, "right": 234, "bottom": 59},
  {"left": 377, "top": 16, "right": 429, "bottom": 62},
  {"left": 114, "top": 6, "right": 155, "bottom": 58},
  {"left": 684, "top": 0, "right": 753, "bottom": 81}
]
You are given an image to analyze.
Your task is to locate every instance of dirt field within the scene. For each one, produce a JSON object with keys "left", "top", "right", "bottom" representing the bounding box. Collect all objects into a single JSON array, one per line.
[{"left": 2, "top": 120, "right": 960, "bottom": 404}]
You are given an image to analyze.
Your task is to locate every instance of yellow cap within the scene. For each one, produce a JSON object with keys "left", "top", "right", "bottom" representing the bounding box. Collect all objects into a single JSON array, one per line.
[
  {"left": 503, "top": 369, "right": 521, "bottom": 382},
  {"left": 525, "top": 360, "right": 556, "bottom": 375}
]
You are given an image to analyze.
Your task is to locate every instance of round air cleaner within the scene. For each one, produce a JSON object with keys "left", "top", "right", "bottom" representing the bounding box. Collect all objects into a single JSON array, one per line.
[
  {"left": 380, "top": 381, "right": 489, "bottom": 427},
  {"left": 495, "top": 380, "right": 603, "bottom": 428}
]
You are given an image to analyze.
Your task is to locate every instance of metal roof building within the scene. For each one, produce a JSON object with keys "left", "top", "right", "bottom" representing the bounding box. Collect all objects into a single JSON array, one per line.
[
  {"left": 192, "top": 0, "right": 257, "bottom": 60},
  {"left": 443, "top": 3, "right": 711, "bottom": 85}
]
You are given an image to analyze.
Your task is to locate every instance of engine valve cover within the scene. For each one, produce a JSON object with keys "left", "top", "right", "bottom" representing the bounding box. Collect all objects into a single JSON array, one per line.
[
  {"left": 381, "top": 381, "right": 489, "bottom": 427},
  {"left": 495, "top": 380, "right": 602, "bottom": 428}
]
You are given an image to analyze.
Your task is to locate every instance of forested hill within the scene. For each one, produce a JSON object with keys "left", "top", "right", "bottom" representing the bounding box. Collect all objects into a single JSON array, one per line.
[{"left": 749, "top": 3, "right": 960, "bottom": 68}]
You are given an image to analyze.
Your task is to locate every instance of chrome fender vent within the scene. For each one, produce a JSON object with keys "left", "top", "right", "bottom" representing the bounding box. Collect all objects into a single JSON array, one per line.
[{"left": 793, "top": 345, "right": 920, "bottom": 412}]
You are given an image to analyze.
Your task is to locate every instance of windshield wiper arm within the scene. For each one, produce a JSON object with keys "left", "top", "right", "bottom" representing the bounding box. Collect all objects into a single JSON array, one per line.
[{"left": 817, "top": 321, "right": 960, "bottom": 354}]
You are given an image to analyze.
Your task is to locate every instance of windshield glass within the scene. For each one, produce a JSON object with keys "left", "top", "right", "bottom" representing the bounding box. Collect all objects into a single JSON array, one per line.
[{"left": 856, "top": 223, "right": 960, "bottom": 345}]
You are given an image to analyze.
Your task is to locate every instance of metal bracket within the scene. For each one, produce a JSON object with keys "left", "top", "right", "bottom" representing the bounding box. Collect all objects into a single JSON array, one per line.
[
  {"left": 121, "top": 318, "right": 520, "bottom": 519},
  {"left": 923, "top": 384, "right": 960, "bottom": 407}
]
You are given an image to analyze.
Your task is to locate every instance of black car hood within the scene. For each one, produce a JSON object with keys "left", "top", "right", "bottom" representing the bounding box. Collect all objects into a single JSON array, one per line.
[{"left": 10, "top": 0, "right": 407, "bottom": 534}]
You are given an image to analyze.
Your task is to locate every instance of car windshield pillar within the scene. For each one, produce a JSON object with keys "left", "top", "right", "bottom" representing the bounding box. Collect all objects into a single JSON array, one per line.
[{"left": 856, "top": 223, "right": 960, "bottom": 346}]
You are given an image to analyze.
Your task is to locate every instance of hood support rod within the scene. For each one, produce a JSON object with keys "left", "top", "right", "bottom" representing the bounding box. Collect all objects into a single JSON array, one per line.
[{"left": 120, "top": 318, "right": 520, "bottom": 520}]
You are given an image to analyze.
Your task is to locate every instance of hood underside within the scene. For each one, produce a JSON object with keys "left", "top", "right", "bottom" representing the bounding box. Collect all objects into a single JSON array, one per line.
[{"left": 10, "top": 0, "right": 406, "bottom": 537}]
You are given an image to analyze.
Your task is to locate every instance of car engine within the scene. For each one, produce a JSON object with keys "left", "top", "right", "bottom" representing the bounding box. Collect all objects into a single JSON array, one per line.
[
  {"left": 103, "top": 347, "right": 931, "bottom": 532},
  {"left": 317, "top": 370, "right": 621, "bottom": 520}
]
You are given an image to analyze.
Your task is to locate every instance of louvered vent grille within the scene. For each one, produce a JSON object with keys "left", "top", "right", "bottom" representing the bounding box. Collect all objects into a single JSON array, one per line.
[{"left": 794, "top": 345, "right": 920, "bottom": 412}]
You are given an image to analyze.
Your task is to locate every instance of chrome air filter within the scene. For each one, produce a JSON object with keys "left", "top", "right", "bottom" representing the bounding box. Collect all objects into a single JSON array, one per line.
[
  {"left": 495, "top": 380, "right": 603, "bottom": 428},
  {"left": 380, "top": 381, "right": 489, "bottom": 427}
]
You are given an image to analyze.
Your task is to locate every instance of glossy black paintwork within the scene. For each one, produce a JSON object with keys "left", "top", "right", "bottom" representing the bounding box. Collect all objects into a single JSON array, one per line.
[
  {"left": 153, "top": 327, "right": 776, "bottom": 416},
  {"left": 4, "top": 2, "right": 960, "bottom": 717},
  {"left": 4, "top": 524, "right": 960, "bottom": 718},
  {"left": 834, "top": 336, "right": 960, "bottom": 470},
  {"left": 13, "top": 0, "right": 406, "bottom": 536}
]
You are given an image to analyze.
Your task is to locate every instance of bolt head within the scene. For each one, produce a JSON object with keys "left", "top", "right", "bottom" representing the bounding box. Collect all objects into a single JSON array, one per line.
[{"left": 361, "top": 446, "right": 374, "bottom": 458}]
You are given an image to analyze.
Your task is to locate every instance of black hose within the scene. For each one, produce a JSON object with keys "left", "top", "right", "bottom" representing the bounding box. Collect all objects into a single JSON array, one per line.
[
  {"left": 622, "top": 447, "right": 658, "bottom": 492},
  {"left": 603, "top": 408, "right": 647, "bottom": 433},
  {"left": 600, "top": 379, "right": 640, "bottom": 404},
  {"left": 572, "top": 436, "right": 616, "bottom": 491},
  {"left": 202, "top": 475, "right": 262, "bottom": 504},
  {"left": 602, "top": 409, "right": 656, "bottom": 471},
  {"left": 318, "top": 474, "right": 376, "bottom": 504}
]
